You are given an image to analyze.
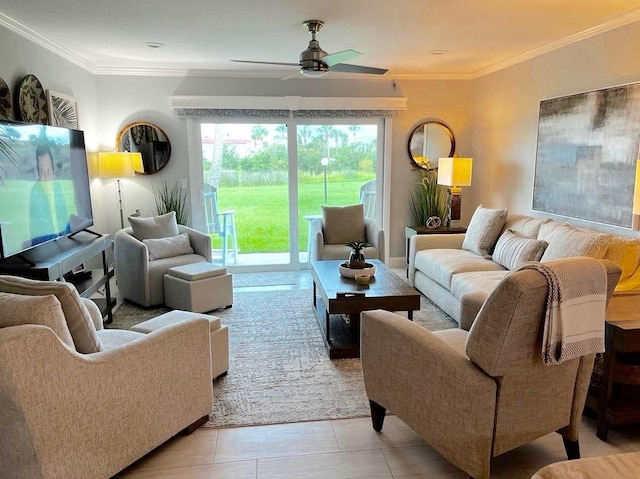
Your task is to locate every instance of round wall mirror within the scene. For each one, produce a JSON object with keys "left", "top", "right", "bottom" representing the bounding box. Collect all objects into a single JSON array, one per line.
[
  {"left": 116, "top": 121, "right": 171, "bottom": 174},
  {"left": 407, "top": 120, "right": 455, "bottom": 170}
]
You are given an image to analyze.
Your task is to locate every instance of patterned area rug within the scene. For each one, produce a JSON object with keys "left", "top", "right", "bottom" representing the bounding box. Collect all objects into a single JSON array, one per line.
[{"left": 109, "top": 273, "right": 456, "bottom": 428}]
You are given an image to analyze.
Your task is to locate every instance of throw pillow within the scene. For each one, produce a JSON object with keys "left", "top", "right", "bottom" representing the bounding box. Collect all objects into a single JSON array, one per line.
[
  {"left": 540, "top": 223, "right": 607, "bottom": 261},
  {"left": 143, "top": 233, "right": 194, "bottom": 260},
  {"left": 322, "top": 204, "right": 366, "bottom": 245},
  {"left": 492, "top": 229, "right": 548, "bottom": 270},
  {"left": 0, "top": 275, "right": 102, "bottom": 353},
  {"left": 128, "top": 211, "right": 180, "bottom": 240},
  {"left": 461, "top": 205, "right": 509, "bottom": 258},
  {"left": 0, "top": 292, "right": 75, "bottom": 348}
]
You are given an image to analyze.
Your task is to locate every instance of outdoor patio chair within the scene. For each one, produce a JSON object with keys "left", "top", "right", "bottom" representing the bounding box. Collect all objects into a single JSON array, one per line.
[
  {"left": 359, "top": 179, "right": 376, "bottom": 219},
  {"left": 203, "top": 183, "right": 238, "bottom": 265}
]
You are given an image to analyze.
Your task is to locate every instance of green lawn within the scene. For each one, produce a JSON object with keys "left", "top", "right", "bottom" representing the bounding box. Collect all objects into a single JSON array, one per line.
[{"left": 211, "top": 179, "right": 371, "bottom": 253}]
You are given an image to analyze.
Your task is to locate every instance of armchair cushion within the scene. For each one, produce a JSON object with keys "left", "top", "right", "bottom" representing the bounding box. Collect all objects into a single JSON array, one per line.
[
  {"left": 0, "top": 292, "right": 75, "bottom": 348},
  {"left": 322, "top": 204, "right": 365, "bottom": 244},
  {"left": 129, "top": 211, "right": 180, "bottom": 240},
  {"left": 0, "top": 275, "right": 101, "bottom": 353},
  {"left": 143, "top": 232, "right": 194, "bottom": 260}
]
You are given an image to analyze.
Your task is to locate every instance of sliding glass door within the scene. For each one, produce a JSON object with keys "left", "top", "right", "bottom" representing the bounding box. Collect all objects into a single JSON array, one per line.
[{"left": 197, "top": 119, "right": 382, "bottom": 270}]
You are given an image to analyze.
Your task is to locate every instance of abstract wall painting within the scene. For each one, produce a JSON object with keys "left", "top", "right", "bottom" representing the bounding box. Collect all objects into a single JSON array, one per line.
[
  {"left": 47, "top": 90, "right": 79, "bottom": 130},
  {"left": 533, "top": 82, "right": 640, "bottom": 228}
]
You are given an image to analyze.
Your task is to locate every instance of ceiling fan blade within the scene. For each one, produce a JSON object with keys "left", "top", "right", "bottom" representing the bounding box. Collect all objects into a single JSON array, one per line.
[
  {"left": 330, "top": 63, "right": 388, "bottom": 75},
  {"left": 321, "top": 49, "right": 362, "bottom": 67},
  {"left": 230, "top": 59, "right": 300, "bottom": 67}
]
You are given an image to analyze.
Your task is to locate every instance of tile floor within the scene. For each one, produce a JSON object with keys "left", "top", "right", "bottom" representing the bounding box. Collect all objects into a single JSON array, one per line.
[
  {"left": 113, "top": 269, "right": 640, "bottom": 478},
  {"left": 117, "top": 414, "right": 640, "bottom": 478}
]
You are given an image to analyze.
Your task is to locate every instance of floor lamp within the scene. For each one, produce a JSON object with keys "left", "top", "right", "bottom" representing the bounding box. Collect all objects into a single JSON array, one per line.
[
  {"left": 98, "top": 152, "right": 141, "bottom": 229},
  {"left": 437, "top": 157, "right": 473, "bottom": 228}
]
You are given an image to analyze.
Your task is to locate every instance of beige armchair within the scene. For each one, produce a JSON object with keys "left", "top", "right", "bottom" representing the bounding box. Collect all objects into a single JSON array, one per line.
[
  {"left": 361, "top": 258, "right": 621, "bottom": 479},
  {"left": 0, "top": 275, "right": 213, "bottom": 479},
  {"left": 308, "top": 203, "right": 384, "bottom": 262},
  {"left": 115, "top": 222, "right": 212, "bottom": 307}
]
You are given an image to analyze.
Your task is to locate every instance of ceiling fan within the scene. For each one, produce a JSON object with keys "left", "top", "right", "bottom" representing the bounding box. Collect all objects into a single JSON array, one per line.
[{"left": 231, "top": 20, "right": 388, "bottom": 78}]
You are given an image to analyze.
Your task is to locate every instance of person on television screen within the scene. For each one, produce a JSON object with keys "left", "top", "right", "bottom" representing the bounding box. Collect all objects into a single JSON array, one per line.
[{"left": 29, "top": 144, "right": 71, "bottom": 246}]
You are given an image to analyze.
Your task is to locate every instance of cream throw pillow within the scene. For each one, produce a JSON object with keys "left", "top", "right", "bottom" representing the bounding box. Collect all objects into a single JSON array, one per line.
[
  {"left": 322, "top": 204, "right": 366, "bottom": 245},
  {"left": 461, "top": 205, "right": 508, "bottom": 258},
  {"left": 0, "top": 292, "right": 75, "bottom": 348},
  {"left": 143, "top": 233, "right": 194, "bottom": 260},
  {"left": 129, "top": 211, "right": 180, "bottom": 240},
  {"left": 0, "top": 275, "right": 101, "bottom": 353},
  {"left": 540, "top": 223, "right": 607, "bottom": 261},
  {"left": 492, "top": 230, "right": 548, "bottom": 270}
]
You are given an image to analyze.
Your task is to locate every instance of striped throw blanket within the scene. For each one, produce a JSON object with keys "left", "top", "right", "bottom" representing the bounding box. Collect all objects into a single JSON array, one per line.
[{"left": 515, "top": 258, "right": 607, "bottom": 365}]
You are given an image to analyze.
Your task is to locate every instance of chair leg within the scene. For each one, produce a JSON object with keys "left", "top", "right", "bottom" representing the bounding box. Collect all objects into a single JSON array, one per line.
[
  {"left": 181, "top": 415, "right": 209, "bottom": 435},
  {"left": 562, "top": 436, "right": 581, "bottom": 460},
  {"left": 230, "top": 215, "right": 238, "bottom": 264},
  {"left": 369, "top": 400, "right": 386, "bottom": 432}
]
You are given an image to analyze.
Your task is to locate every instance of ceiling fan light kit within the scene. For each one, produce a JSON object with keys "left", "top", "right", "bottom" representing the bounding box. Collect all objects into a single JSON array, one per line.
[{"left": 231, "top": 19, "right": 388, "bottom": 78}]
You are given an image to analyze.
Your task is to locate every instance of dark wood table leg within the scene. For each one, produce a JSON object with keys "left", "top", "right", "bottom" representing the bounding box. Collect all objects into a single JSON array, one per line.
[
  {"left": 313, "top": 280, "right": 317, "bottom": 308},
  {"left": 597, "top": 330, "right": 616, "bottom": 440},
  {"left": 408, "top": 310, "right": 413, "bottom": 321},
  {"left": 325, "top": 310, "right": 331, "bottom": 345}
]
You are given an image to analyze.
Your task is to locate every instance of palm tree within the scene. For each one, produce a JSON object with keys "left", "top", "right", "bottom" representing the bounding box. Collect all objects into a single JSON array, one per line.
[{"left": 250, "top": 125, "right": 268, "bottom": 149}]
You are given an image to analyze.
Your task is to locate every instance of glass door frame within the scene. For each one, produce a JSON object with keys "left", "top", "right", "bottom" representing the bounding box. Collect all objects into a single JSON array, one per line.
[{"left": 186, "top": 116, "right": 390, "bottom": 273}]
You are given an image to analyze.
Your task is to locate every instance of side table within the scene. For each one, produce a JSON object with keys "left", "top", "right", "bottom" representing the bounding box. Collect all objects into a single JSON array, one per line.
[
  {"left": 404, "top": 225, "right": 467, "bottom": 277},
  {"left": 586, "top": 294, "right": 640, "bottom": 440}
]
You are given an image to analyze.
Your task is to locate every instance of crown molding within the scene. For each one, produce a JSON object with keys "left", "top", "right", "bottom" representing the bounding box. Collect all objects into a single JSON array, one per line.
[
  {"left": 94, "top": 66, "right": 190, "bottom": 77},
  {"left": 0, "top": 12, "right": 96, "bottom": 74},
  {"left": 471, "top": 8, "right": 640, "bottom": 79}
]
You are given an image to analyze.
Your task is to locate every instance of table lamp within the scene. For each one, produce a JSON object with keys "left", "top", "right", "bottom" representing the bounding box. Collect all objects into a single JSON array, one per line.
[
  {"left": 98, "top": 152, "right": 141, "bottom": 229},
  {"left": 437, "top": 157, "right": 473, "bottom": 228}
]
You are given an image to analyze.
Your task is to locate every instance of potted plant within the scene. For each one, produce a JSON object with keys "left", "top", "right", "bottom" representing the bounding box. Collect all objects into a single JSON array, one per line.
[
  {"left": 409, "top": 163, "right": 448, "bottom": 227},
  {"left": 153, "top": 180, "right": 191, "bottom": 225},
  {"left": 346, "top": 240, "right": 368, "bottom": 269}
]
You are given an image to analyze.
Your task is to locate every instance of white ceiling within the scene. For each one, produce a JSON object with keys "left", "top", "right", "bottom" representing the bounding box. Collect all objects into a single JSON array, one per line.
[{"left": 2, "top": 0, "right": 640, "bottom": 79}]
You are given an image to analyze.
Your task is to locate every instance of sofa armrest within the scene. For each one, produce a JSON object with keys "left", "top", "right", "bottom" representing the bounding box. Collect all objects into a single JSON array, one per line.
[
  {"left": 361, "top": 310, "right": 496, "bottom": 467},
  {"left": 408, "top": 233, "right": 466, "bottom": 285},
  {"left": 0, "top": 319, "right": 212, "bottom": 479},
  {"left": 364, "top": 218, "right": 384, "bottom": 261},
  {"left": 178, "top": 225, "right": 212, "bottom": 262},
  {"left": 114, "top": 229, "right": 150, "bottom": 307},
  {"left": 308, "top": 218, "right": 324, "bottom": 262}
]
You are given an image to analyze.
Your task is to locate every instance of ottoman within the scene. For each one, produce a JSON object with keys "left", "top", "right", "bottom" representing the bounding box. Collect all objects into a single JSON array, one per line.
[
  {"left": 130, "top": 310, "right": 229, "bottom": 379},
  {"left": 164, "top": 262, "right": 233, "bottom": 313}
]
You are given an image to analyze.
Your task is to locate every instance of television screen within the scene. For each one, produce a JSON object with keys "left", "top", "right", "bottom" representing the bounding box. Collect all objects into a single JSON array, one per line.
[{"left": 0, "top": 121, "right": 93, "bottom": 258}]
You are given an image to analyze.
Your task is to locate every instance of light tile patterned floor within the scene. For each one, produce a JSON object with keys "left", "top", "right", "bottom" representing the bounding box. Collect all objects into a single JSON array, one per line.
[{"left": 114, "top": 270, "right": 640, "bottom": 478}]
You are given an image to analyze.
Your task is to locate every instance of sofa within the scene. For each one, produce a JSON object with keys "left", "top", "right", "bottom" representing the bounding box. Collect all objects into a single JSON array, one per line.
[
  {"left": 408, "top": 206, "right": 640, "bottom": 327},
  {"left": 0, "top": 275, "right": 213, "bottom": 479}
]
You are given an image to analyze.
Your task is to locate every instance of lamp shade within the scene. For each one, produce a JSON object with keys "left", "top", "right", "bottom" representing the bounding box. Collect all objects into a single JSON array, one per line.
[
  {"left": 437, "top": 157, "right": 473, "bottom": 187},
  {"left": 97, "top": 152, "right": 136, "bottom": 178}
]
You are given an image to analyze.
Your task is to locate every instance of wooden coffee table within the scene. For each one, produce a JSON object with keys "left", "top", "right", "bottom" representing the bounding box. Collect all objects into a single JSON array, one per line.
[{"left": 310, "top": 259, "right": 421, "bottom": 359}]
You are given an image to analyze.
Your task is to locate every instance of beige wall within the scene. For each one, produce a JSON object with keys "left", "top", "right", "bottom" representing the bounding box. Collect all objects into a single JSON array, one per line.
[{"left": 469, "top": 21, "right": 640, "bottom": 238}]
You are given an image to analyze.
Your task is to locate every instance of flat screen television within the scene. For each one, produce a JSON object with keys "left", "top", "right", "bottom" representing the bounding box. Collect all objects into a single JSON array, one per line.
[{"left": 0, "top": 120, "right": 93, "bottom": 259}]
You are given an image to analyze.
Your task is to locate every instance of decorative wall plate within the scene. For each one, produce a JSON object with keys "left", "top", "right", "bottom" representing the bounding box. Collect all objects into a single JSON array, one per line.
[
  {"left": 47, "top": 90, "right": 79, "bottom": 129},
  {"left": 18, "top": 74, "right": 48, "bottom": 124},
  {"left": 0, "top": 78, "right": 14, "bottom": 120}
]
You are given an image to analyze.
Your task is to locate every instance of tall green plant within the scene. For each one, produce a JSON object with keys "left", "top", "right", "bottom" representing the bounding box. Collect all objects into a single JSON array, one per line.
[
  {"left": 410, "top": 166, "right": 448, "bottom": 226},
  {"left": 153, "top": 180, "right": 191, "bottom": 225}
]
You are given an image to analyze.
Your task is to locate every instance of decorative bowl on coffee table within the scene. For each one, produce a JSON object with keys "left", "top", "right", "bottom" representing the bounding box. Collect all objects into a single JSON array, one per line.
[{"left": 339, "top": 262, "right": 376, "bottom": 279}]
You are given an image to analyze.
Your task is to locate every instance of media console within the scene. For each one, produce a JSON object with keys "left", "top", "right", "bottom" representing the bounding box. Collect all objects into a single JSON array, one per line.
[{"left": 0, "top": 232, "right": 115, "bottom": 324}]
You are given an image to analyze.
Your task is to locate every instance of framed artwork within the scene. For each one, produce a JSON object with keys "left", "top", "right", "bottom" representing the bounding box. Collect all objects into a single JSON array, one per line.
[
  {"left": 533, "top": 82, "right": 640, "bottom": 228},
  {"left": 47, "top": 90, "right": 79, "bottom": 129}
]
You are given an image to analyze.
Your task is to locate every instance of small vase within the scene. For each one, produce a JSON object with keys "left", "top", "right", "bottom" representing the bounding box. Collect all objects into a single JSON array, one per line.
[{"left": 347, "top": 250, "right": 366, "bottom": 269}]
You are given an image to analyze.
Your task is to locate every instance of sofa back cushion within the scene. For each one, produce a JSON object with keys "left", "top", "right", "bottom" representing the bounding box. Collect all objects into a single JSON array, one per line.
[
  {"left": 462, "top": 205, "right": 508, "bottom": 258},
  {"left": 540, "top": 223, "right": 607, "bottom": 261},
  {"left": 322, "top": 204, "right": 365, "bottom": 245},
  {"left": 0, "top": 292, "right": 75, "bottom": 348},
  {"left": 503, "top": 215, "right": 549, "bottom": 239},
  {"left": 0, "top": 275, "right": 101, "bottom": 353},
  {"left": 492, "top": 230, "right": 548, "bottom": 270},
  {"left": 129, "top": 211, "right": 180, "bottom": 240}
]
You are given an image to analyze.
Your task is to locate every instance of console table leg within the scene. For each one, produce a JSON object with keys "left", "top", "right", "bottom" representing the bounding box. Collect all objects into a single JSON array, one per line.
[{"left": 325, "top": 311, "right": 331, "bottom": 345}]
